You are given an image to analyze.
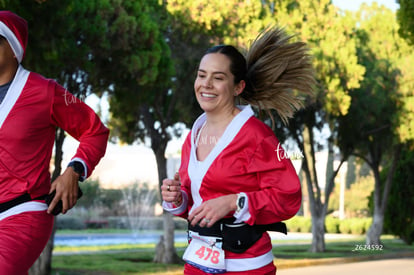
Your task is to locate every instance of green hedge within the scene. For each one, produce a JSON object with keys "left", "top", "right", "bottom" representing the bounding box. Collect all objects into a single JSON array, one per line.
[
  {"left": 325, "top": 217, "right": 340, "bottom": 233},
  {"left": 285, "top": 216, "right": 372, "bottom": 235},
  {"left": 285, "top": 216, "right": 312, "bottom": 233}
]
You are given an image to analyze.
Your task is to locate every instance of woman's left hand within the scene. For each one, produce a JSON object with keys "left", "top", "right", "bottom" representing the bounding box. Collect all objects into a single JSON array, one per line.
[{"left": 188, "top": 194, "right": 238, "bottom": 227}]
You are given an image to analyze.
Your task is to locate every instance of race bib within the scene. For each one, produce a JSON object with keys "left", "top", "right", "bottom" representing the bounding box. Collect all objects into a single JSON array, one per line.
[{"left": 183, "top": 231, "right": 226, "bottom": 273}]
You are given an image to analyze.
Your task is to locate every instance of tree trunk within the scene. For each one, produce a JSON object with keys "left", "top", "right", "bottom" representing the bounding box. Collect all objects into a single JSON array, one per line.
[
  {"left": 154, "top": 211, "right": 181, "bottom": 263},
  {"left": 366, "top": 165, "right": 383, "bottom": 246},
  {"left": 365, "top": 144, "right": 402, "bottom": 245},
  {"left": 311, "top": 210, "right": 326, "bottom": 253},
  {"left": 345, "top": 155, "right": 356, "bottom": 189},
  {"left": 302, "top": 125, "right": 326, "bottom": 253},
  {"left": 366, "top": 213, "right": 384, "bottom": 245},
  {"left": 338, "top": 175, "right": 346, "bottom": 220},
  {"left": 29, "top": 127, "right": 65, "bottom": 275},
  {"left": 153, "top": 143, "right": 180, "bottom": 263},
  {"left": 326, "top": 136, "right": 334, "bottom": 194},
  {"left": 302, "top": 123, "right": 344, "bottom": 252}
]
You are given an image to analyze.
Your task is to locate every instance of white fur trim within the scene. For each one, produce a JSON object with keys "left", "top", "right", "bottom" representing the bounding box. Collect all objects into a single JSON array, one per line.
[
  {"left": 0, "top": 65, "right": 29, "bottom": 128},
  {"left": 226, "top": 249, "right": 274, "bottom": 271},
  {"left": 0, "top": 21, "right": 23, "bottom": 63},
  {"left": 0, "top": 201, "right": 48, "bottom": 221},
  {"left": 188, "top": 105, "right": 254, "bottom": 214}
]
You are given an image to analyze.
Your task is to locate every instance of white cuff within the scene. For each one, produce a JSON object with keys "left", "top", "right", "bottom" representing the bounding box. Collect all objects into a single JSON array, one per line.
[{"left": 162, "top": 191, "right": 188, "bottom": 215}]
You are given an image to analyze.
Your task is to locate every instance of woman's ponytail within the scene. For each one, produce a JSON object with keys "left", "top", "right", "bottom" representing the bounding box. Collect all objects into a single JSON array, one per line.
[{"left": 242, "top": 27, "right": 315, "bottom": 125}]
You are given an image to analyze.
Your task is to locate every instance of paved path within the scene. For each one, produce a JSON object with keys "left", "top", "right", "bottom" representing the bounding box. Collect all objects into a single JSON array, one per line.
[{"left": 278, "top": 258, "right": 414, "bottom": 275}]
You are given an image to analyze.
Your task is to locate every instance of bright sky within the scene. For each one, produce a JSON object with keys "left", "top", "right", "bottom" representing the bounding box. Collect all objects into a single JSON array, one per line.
[{"left": 66, "top": 0, "right": 400, "bottom": 188}]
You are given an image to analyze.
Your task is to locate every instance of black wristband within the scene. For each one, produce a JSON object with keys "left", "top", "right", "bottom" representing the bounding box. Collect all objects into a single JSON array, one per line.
[{"left": 68, "top": 161, "right": 85, "bottom": 181}]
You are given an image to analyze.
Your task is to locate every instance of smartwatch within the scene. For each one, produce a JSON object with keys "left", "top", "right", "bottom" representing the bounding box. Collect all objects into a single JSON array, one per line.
[
  {"left": 236, "top": 193, "right": 246, "bottom": 213},
  {"left": 68, "top": 161, "right": 85, "bottom": 181}
]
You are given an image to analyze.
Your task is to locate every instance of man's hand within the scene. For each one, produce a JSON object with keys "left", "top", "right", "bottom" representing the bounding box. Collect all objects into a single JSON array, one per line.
[{"left": 47, "top": 167, "right": 80, "bottom": 215}]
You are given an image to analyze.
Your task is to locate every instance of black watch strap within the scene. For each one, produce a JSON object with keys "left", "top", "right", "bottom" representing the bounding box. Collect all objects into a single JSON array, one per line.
[{"left": 68, "top": 161, "right": 85, "bottom": 181}]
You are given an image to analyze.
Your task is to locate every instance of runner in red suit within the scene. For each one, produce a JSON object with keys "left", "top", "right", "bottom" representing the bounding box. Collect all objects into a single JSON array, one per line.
[
  {"left": 0, "top": 11, "right": 109, "bottom": 274},
  {"left": 161, "top": 27, "right": 315, "bottom": 274}
]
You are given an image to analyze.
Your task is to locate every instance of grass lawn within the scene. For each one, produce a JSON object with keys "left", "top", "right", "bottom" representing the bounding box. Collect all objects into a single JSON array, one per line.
[{"left": 51, "top": 234, "right": 414, "bottom": 275}]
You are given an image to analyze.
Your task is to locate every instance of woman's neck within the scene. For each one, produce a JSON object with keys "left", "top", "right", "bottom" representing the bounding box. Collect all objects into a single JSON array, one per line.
[{"left": 204, "top": 105, "right": 240, "bottom": 130}]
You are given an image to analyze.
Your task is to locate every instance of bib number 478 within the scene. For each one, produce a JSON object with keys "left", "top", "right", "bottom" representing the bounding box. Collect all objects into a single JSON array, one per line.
[{"left": 195, "top": 245, "right": 221, "bottom": 264}]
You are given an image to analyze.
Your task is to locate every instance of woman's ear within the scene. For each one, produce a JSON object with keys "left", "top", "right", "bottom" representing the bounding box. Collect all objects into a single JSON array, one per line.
[{"left": 234, "top": 80, "right": 246, "bottom": 96}]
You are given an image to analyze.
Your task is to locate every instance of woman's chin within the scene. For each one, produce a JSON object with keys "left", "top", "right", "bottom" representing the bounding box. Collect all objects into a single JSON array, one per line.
[{"left": 197, "top": 102, "right": 216, "bottom": 112}]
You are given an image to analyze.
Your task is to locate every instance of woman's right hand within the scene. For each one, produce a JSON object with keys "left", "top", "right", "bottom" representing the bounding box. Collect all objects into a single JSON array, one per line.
[{"left": 161, "top": 172, "right": 183, "bottom": 206}]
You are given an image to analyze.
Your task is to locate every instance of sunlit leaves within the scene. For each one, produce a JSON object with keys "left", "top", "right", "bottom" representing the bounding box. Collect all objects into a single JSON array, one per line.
[
  {"left": 355, "top": 4, "right": 414, "bottom": 143},
  {"left": 271, "top": 0, "right": 364, "bottom": 116},
  {"left": 397, "top": 0, "right": 414, "bottom": 45}
]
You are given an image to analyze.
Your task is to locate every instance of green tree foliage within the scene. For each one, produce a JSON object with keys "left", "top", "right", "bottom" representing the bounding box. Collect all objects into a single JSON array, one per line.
[
  {"left": 397, "top": 0, "right": 414, "bottom": 45},
  {"left": 92, "top": 0, "right": 183, "bottom": 264},
  {"left": 166, "top": 0, "right": 266, "bottom": 48},
  {"left": 91, "top": 0, "right": 168, "bottom": 90},
  {"left": 338, "top": 3, "right": 413, "bottom": 245},
  {"left": 267, "top": 0, "right": 365, "bottom": 253},
  {"left": 7, "top": 0, "right": 109, "bottom": 94},
  {"left": 103, "top": 0, "right": 176, "bottom": 143},
  {"left": 383, "top": 143, "right": 414, "bottom": 245},
  {"left": 274, "top": 0, "right": 365, "bottom": 116}
]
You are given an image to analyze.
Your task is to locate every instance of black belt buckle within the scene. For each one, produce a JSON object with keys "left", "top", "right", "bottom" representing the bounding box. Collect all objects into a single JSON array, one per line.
[{"left": 45, "top": 187, "right": 83, "bottom": 215}]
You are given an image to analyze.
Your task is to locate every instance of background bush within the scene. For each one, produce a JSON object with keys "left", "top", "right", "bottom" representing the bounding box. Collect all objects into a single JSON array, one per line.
[
  {"left": 325, "top": 217, "right": 340, "bottom": 233},
  {"left": 285, "top": 216, "right": 372, "bottom": 235},
  {"left": 285, "top": 216, "right": 311, "bottom": 233}
]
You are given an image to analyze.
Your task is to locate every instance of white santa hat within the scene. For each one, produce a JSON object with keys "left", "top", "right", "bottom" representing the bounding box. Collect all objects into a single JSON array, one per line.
[{"left": 0, "top": 11, "right": 28, "bottom": 63}]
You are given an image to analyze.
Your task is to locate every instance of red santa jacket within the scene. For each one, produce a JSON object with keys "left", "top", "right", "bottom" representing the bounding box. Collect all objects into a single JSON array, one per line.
[
  {"left": 165, "top": 105, "right": 301, "bottom": 267},
  {"left": 0, "top": 66, "right": 109, "bottom": 203}
]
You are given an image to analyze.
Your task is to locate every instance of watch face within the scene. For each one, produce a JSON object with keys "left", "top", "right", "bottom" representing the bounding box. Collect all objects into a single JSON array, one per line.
[
  {"left": 70, "top": 161, "right": 84, "bottom": 175},
  {"left": 238, "top": 196, "right": 246, "bottom": 208}
]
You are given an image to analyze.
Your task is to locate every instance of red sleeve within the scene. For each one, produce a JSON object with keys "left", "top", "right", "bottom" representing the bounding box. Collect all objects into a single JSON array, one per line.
[
  {"left": 49, "top": 81, "right": 109, "bottom": 177},
  {"left": 245, "top": 135, "right": 301, "bottom": 225}
]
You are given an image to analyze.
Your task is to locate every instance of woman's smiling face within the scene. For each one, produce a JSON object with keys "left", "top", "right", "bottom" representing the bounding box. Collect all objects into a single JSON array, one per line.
[{"left": 194, "top": 53, "right": 242, "bottom": 114}]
